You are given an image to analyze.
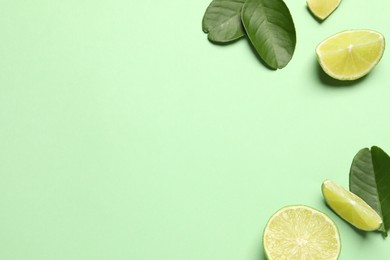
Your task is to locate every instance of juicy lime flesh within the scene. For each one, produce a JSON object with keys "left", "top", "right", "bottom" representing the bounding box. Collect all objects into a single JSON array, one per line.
[
  {"left": 322, "top": 180, "right": 382, "bottom": 231},
  {"left": 316, "top": 30, "right": 385, "bottom": 80},
  {"left": 307, "top": 0, "right": 341, "bottom": 20},
  {"left": 263, "top": 206, "right": 340, "bottom": 259}
]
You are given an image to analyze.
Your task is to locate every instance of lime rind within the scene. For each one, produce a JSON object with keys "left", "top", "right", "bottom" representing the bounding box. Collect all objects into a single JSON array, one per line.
[
  {"left": 322, "top": 180, "right": 383, "bottom": 231},
  {"left": 263, "top": 205, "right": 341, "bottom": 260},
  {"left": 316, "top": 29, "right": 385, "bottom": 80}
]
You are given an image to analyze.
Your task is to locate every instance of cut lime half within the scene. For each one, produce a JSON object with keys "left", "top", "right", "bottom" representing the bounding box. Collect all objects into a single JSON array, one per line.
[
  {"left": 316, "top": 30, "right": 385, "bottom": 80},
  {"left": 307, "top": 0, "right": 341, "bottom": 20},
  {"left": 322, "top": 180, "right": 382, "bottom": 231},
  {"left": 263, "top": 205, "right": 341, "bottom": 259}
]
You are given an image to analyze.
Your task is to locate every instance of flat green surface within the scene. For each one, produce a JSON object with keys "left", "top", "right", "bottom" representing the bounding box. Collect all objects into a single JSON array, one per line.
[{"left": 0, "top": 0, "right": 389, "bottom": 259}]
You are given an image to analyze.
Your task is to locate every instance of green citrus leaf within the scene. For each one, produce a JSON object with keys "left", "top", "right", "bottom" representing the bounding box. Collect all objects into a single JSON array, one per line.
[
  {"left": 202, "top": 0, "right": 246, "bottom": 43},
  {"left": 349, "top": 146, "right": 390, "bottom": 236},
  {"left": 241, "top": 0, "right": 296, "bottom": 69}
]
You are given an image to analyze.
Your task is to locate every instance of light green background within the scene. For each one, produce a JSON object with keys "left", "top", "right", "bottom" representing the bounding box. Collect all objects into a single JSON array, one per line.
[{"left": 0, "top": 0, "right": 389, "bottom": 259}]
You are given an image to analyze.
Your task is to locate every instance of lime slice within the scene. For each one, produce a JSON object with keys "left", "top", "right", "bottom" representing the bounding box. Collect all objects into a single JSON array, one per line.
[
  {"left": 316, "top": 30, "right": 385, "bottom": 80},
  {"left": 263, "top": 205, "right": 341, "bottom": 259},
  {"left": 322, "top": 180, "right": 382, "bottom": 231},
  {"left": 307, "top": 0, "right": 341, "bottom": 20}
]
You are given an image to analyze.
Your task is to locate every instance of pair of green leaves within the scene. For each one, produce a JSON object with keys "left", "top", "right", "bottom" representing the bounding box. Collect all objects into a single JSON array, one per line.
[
  {"left": 350, "top": 146, "right": 390, "bottom": 236},
  {"left": 202, "top": 0, "right": 296, "bottom": 69}
]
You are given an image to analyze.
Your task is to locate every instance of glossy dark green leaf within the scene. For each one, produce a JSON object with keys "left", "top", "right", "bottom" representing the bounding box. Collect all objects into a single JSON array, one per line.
[
  {"left": 202, "top": 0, "right": 246, "bottom": 43},
  {"left": 241, "top": 0, "right": 296, "bottom": 69},
  {"left": 349, "top": 146, "right": 390, "bottom": 236}
]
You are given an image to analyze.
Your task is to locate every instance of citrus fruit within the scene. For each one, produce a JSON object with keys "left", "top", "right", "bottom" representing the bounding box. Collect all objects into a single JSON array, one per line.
[
  {"left": 316, "top": 29, "right": 385, "bottom": 80},
  {"left": 322, "top": 180, "right": 382, "bottom": 231},
  {"left": 307, "top": 0, "right": 341, "bottom": 20},
  {"left": 263, "top": 205, "right": 341, "bottom": 259}
]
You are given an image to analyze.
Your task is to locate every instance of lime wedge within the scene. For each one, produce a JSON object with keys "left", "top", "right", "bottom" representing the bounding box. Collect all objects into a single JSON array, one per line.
[
  {"left": 316, "top": 30, "right": 385, "bottom": 80},
  {"left": 307, "top": 0, "right": 341, "bottom": 20},
  {"left": 322, "top": 180, "right": 382, "bottom": 231},
  {"left": 263, "top": 205, "right": 341, "bottom": 259}
]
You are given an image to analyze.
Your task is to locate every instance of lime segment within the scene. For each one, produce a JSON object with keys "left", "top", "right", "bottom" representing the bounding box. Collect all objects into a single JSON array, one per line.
[
  {"left": 316, "top": 30, "right": 385, "bottom": 80},
  {"left": 263, "top": 205, "right": 341, "bottom": 259},
  {"left": 307, "top": 0, "right": 341, "bottom": 20},
  {"left": 322, "top": 180, "right": 382, "bottom": 231}
]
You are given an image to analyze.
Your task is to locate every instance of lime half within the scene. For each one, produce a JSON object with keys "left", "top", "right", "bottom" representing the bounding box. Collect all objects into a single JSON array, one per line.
[
  {"left": 263, "top": 205, "right": 341, "bottom": 259},
  {"left": 316, "top": 30, "right": 385, "bottom": 80},
  {"left": 307, "top": 0, "right": 341, "bottom": 20},
  {"left": 322, "top": 180, "right": 382, "bottom": 231}
]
